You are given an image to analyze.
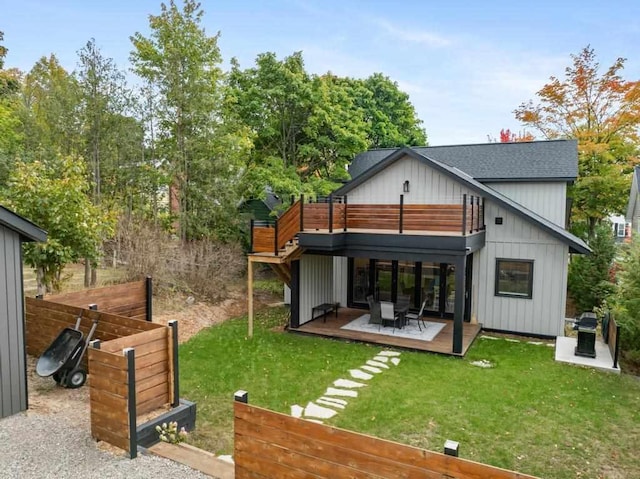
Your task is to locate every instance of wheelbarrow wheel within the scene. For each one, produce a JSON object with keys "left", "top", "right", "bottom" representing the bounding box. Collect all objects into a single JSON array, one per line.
[{"left": 65, "top": 369, "right": 87, "bottom": 389}]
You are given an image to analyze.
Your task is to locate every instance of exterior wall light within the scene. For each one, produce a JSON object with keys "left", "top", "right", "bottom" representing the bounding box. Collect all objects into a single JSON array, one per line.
[{"left": 403, "top": 180, "right": 410, "bottom": 193}]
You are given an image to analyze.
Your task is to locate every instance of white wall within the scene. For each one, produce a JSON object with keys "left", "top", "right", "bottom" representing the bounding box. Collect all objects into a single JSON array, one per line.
[
  {"left": 486, "top": 182, "right": 567, "bottom": 227},
  {"left": 474, "top": 200, "right": 569, "bottom": 336},
  {"left": 298, "top": 255, "right": 334, "bottom": 326},
  {"left": 348, "top": 155, "right": 474, "bottom": 204},
  {"left": 333, "top": 257, "right": 348, "bottom": 308}
]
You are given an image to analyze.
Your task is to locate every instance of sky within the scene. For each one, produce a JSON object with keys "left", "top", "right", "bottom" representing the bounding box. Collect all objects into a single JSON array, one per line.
[{"left": 3, "top": 0, "right": 640, "bottom": 146}]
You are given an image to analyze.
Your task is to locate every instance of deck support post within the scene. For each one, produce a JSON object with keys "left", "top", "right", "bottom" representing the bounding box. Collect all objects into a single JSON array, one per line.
[
  {"left": 453, "top": 255, "right": 465, "bottom": 354},
  {"left": 248, "top": 257, "right": 254, "bottom": 338}
]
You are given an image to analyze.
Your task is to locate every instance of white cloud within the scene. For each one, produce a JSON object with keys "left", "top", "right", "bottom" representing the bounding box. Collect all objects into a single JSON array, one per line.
[{"left": 371, "top": 18, "right": 452, "bottom": 48}]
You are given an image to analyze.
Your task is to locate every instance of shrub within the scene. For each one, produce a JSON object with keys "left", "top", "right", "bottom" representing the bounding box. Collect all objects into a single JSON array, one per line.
[
  {"left": 114, "top": 215, "right": 245, "bottom": 301},
  {"left": 612, "top": 238, "right": 640, "bottom": 357}
]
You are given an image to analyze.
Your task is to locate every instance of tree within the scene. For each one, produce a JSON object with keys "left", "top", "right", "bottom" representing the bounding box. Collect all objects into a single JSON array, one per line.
[
  {"left": 0, "top": 31, "right": 22, "bottom": 185},
  {"left": 354, "top": 73, "right": 427, "bottom": 148},
  {"left": 515, "top": 47, "right": 640, "bottom": 238},
  {"left": 611, "top": 238, "right": 640, "bottom": 360},
  {"left": 567, "top": 222, "right": 616, "bottom": 313},
  {"left": 1, "top": 154, "right": 114, "bottom": 294},
  {"left": 498, "top": 128, "right": 534, "bottom": 142},
  {"left": 130, "top": 0, "right": 246, "bottom": 240}
]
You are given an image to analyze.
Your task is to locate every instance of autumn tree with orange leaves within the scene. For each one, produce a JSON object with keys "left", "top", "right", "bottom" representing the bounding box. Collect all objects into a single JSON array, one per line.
[{"left": 515, "top": 47, "right": 640, "bottom": 239}]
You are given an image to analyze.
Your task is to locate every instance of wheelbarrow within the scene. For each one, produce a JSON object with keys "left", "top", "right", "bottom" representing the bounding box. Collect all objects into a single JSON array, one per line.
[{"left": 36, "top": 312, "right": 99, "bottom": 388}]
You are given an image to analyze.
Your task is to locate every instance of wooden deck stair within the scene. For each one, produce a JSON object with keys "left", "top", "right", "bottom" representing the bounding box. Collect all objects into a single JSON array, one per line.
[{"left": 249, "top": 238, "right": 303, "bottom": 288}]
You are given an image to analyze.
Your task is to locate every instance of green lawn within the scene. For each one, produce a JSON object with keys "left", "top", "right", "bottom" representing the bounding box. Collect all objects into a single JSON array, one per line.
[{"left": 179, "top": 306, "right": 640, "bottom": 479}]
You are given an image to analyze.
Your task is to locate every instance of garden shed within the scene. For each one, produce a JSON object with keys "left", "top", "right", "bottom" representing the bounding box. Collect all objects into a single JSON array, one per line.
[{"left": 0, "top": 205, "right": 47, "bottom": 419}]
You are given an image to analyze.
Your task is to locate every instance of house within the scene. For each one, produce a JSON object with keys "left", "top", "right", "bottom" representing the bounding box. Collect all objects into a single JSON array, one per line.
[
  {"left": 239, "top": 188, "right": 282, "bottom": 222},
  {"left": 247, "top": 140, "right": 589, "bottom": 355},
  {"left": 609, "top": 214, "right": 632, "bottom": 243},
  {"left": 0, "top": 205, "right": 47, "bottom": 419},
  {"left": 625, "top": 165, "right": 640, "bottom": 236}
]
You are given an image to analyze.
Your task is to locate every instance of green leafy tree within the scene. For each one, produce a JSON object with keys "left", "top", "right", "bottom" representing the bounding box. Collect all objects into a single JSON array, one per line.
[
  {"left": 354, "top": 73, "right": 427, "bottom": 148},
  {"left": 567, "top": 222, "right": 616, "bottom": 312},
  {"left": 612, "top": 238, "right": 640, "bottom": 360},
  {"left": 130, "top": 0, "right": 246, "bottom": 241},
  {"left": 1, "top": 155, "right": 115, "bottom": 294},
  {"left": 515, "top": 47, "right": 640, "bottom": 238},
  {"left": 0, "top": 31, "right": 22, "bottom": 185}
]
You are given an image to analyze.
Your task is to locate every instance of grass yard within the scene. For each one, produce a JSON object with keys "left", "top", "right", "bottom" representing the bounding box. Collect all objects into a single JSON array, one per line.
[{"left": 180, "top": 307, "right": 640, "bottom": 479}]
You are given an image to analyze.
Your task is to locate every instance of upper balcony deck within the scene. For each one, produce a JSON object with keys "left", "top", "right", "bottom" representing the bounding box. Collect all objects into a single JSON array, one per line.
[{"left": 250, "top": 194, "right": 485, "bottom": 256}]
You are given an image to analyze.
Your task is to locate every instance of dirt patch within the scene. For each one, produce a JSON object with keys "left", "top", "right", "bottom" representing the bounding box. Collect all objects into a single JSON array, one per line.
[{"left": 152, "top": 285, "right": 280, "bottom": 343}]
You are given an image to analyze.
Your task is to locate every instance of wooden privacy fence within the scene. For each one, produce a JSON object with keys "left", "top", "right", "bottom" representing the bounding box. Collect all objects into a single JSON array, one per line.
[
  {"left": 604, "top": 311, "right": 621, "bottom": 369},
  {"left": 25, "top": 279, "right": 185, "bottom": 459},
  {"left": 89, "top": 321, "right": 179, "bottom": 458},
  {"left": 233, "top": 391, "right": 539, "bottom": 479},
  {"left": 44, "top": 277, "right": 152, "bottom": 321}
]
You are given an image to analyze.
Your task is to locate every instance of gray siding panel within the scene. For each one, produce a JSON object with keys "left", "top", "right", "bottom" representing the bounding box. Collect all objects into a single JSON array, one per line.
[
  {"left": 299, "top": 255, "right": 334, "bottom": 326},
  {"left": 475, "top": 203, "right": 568, "bottom": 336},
  {"left": 486, "top": 182, "right": 567, "bottom": 226},
  {"left": 348, "top": 155, "right": 474, "bottom": 204},
  {"left": 1, "top": 225, "right": 27, "bottom": 418}
]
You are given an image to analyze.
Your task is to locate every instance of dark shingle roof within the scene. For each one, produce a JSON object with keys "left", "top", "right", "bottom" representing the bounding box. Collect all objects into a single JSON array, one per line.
[
  {"left": 0, "top": 205, "right": 47, "bottom": 242},
  {"left": 335, "top": 147, "right": 589, "bottom": 254},
  {"left": 349, "top": 140, "right": 578, "bottom": 182}
]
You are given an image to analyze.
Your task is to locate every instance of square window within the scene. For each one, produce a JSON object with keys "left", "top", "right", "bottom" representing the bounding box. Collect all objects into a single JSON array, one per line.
[{"left": 495, "top": 259, "right": 533, "bottom": 299}]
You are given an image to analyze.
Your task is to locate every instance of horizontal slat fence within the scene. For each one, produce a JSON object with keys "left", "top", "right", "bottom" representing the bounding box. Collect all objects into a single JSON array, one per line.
[
  {"left": 606, "top": 313, "right": 621, "bottom": 369},
  {"left": 25, "top": 282, "right": 180, "bottom": 459},
  {"left": 25, "top": 298, "right": 160, "bottom": 369},
  {"left": 89, "top": 348, "right": 130, "bottom": 452},
  {"left": 45, "top": 280, "right": 148, "bottom": 320},
  {"left": 234, "top": 396, "right": 539, "bottom": 479}
]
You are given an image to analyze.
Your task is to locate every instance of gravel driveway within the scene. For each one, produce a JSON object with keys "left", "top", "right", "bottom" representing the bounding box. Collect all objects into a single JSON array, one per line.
[
  {"left": 0, "top": 411, "right": 209, "bottom": 479},
  {"left": 0, "top": 361, "right": 209, "bottom": 479}
]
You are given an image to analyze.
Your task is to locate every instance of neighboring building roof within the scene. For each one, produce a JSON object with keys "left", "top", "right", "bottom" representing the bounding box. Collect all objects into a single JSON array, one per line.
[
  {"left": 0, "top": 205, "right": 47, "bottom": 242},
  {"left": 335, "top": 147, "right": 590, "bottom": 254},
  {"left": 239, "top": 189, "right": 283, "bottom": 221},
  {"left": 349, "top": 140, "right": 579, "bottom": 182},
  {"left": 625, "top": 165, "right": 640, "bottom": 221}
]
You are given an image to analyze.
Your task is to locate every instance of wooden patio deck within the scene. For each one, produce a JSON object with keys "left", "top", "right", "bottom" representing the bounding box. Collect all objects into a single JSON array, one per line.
[{"left": 292, "top": 307, "right": 482, "bottom": 356}]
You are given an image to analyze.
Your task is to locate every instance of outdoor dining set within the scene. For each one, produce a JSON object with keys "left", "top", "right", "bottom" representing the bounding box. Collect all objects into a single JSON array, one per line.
[{"left": 366, "top": 295, "right": 427, "bottom": 331}]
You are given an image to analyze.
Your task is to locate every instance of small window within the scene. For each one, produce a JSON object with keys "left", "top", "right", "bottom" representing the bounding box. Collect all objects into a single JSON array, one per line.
[
  {"left": 495, "top": 259, "right": 533, "bottom": 299},
  {"left": 616, "top": 223, "right": 626, "bottom": 237}
]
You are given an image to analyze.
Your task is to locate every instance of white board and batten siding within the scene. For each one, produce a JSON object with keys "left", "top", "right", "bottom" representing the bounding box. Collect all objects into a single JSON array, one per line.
[
  {"left": 0, "top": 224, "right": 28, "bottom": 418},
  {"left": 347, "top": 155, "right": 474, "bottom": 204},
  {"left": 298, "top": 255, "right": 334, "bottom": 326},
  {"left": 486, "top": 182, "right": 567, "bottom": 227},
  {"left": 474, "top": 200, "right": 568, "bottom": 337}
]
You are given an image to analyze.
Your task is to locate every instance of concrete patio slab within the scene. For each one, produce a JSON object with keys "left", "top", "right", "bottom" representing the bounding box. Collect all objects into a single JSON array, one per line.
[{"left": 555, "top": 336, "right": 620, "bottom": 374}]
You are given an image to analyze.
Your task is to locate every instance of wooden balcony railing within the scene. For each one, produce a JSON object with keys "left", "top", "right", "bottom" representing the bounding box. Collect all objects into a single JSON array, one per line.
[{"left": 250, "top": 194, "right": 485, "bottom": 254}]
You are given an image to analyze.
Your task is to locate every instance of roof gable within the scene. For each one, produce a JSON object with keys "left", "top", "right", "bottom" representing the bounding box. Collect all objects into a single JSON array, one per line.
[
  {"left": 0, "top": 205, "right": 47, "bottom": 242},
  {"left": 334, "top": 148, "right": 589, "bottom": 254},
  {"left": 349, "top": 140, "right": 578, "bottom": 182}
]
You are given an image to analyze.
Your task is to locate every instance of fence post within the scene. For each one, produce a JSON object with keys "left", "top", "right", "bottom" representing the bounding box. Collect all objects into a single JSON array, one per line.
[
  {"left": 329, "top": 194, "right": 334, "bottom": 233},
  {"left": 124, "top": 348, "right": 137, "bottom": 459},
  {"left": 168, "top": 320, "right": 180, "bottom": 408},
  {"left": 444, "top": 439, "right": 459, "bottom": 457},
  {"left": 299, "top": 194, "right": 304, "bottom": 232},
  {"left": 274, "top": 220, "right": 279, "bottom": 256},
  {"left": 249, "top": 219, "right": 254, "bottom": 253},
  {"left": 462, "top": 194, "right": 467, "bottom": 236},
  {"left": 90, "top": 339, "right": 101, "bottom": 350},
  {"left": 613, "top": 322, "right": 620, "bottom": 369},
  {"left": 89, "top": 304, "right": 98, "bottom": 311},
  {"left": 145, "top": 276, "right": 153, "bottom": 322},
  {"left": 234, "top": 390, "right": 249, "bottom": 404},
  {"left": 470, "top": 195, "right": 474, "bottom": 234},
  {"left": 399, "top": 194, "right": 404, "bottom": 234},
  {"left": 36, "top": 294, "right": 43, "bottom": 300},
  {"left": 343, "top": 195, "right": 348, "bottom": 232}
]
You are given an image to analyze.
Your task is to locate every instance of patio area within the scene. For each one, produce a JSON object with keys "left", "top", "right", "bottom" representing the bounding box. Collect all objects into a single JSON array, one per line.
[
  {"left": 292, "top": 307, "right": 481, "bottom": 356},
  {"left": 555, "top": 335, "right": 620, "bottom": 374}
]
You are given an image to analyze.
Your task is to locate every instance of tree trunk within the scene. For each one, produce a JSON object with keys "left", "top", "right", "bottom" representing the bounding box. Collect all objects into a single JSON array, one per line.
[
  {"left": 36, "top": 267, "right": 46, "bottom": 297},
  {"left": 91, "top": 264, "right": 97, "bottom": 287},
  {"left": 84, "top": 259, "right": 91, "bottom": 287}
]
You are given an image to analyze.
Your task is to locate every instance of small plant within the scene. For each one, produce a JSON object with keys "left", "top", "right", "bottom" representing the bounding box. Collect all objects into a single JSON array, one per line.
[{"left": 155, "top": 421, "right": 188, "bottom": 444}]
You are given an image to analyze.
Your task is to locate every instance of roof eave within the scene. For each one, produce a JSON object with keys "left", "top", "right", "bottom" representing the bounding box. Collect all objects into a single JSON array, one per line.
[{"left": 0, "top": 206, "right": 48, "bottom": 242}]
